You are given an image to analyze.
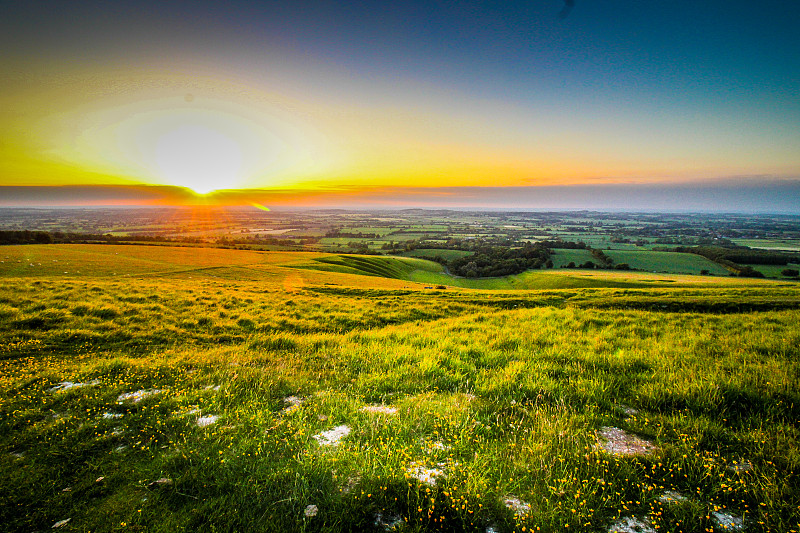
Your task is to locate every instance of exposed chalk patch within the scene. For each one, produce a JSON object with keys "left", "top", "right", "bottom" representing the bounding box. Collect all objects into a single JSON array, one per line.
[
  {"left": 711, "top": 511, "right": 745, "bottom": 531},
  {"left": 608, "top": 516, "right": 656, "bottom": 533},
  {"left": 503, "top": 496, "right": 531, "bottom": 515},
  {"left": 117, "top": 389, "right": 162, "bottom": 404},
  {"left": 313, "top": 425, "right": 350, "bottom": 446},
  {"left": 658, "top": 490, "right": 687, "bottom": 504},
  {"left": 597, "top": 426, "right": 657, "bottom": 456},
  {"left": 197, "top": 415, "right": 219, "bottom": 427}
]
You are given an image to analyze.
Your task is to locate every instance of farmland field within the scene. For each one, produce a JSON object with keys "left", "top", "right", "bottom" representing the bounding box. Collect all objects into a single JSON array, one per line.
[
  {"left": 739, "top": 264, "right": 800, "bottom": 279},
  {"left": 732, "top": 239, "right": 800, "bottom": 252},
  {"left": 1, "top": 244, "right": 799, "bottom": 532},
  {"left": 397, "top": 249, "right": 474, "bottom": 261},
  {"left": 603, "top": 250, "right": 731, "bottom": 276},
  {"left": 549, "top": 249, "right": 595, "bottom": 267}
]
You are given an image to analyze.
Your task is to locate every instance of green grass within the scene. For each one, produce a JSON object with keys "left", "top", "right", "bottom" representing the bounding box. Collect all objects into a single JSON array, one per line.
[
  {"left": 550, "top": 249, "right": 596, "bottom": 267},
  {"left": 739, "top": 264, "right": 800, "bottom": 278},
  {"left": 604, "top": 250, "right": 731, "bottom": 275},
  {"left": 397, "top": 249, "right": 474, "bottom": 261},
  {"left": 732, "top": 239, "right": 800, "bottom": 251},
  {"left": 291, "top": 253, "right": 789, "bottom": 291},
  {"left": 1, "top": 245, "right": 799, "bottom": 532},
  {"left": 547, "top": 233, "right": 612, "bottom": 247},
  {"left": 345, "top": 227, "right": 399, "bottom": 236},
  {"left": 291, "top": 255, "right": 439, "bottom": 280}
]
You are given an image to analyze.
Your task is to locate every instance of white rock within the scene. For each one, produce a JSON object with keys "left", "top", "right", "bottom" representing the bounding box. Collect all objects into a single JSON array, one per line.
[
  {"left": 304, "top": 504, "right": 318, "bottom": 518},
  {"left": 620, "top": 405, "right": 639, "bottom": 417},
  {"left": 50, "top": 381, "right": 98, "bottom": 392},
  {"left": 282, "top": 395, "right": 304, "bottom": 414},
  {"left": 608, "top": 516, "right": 656, "bottom": 533},
  {"left": 197, "top": 415, "right": 219, "bottom": 427},
  {"left": 117, "top": 389, "right": 162, "bottom": 403},
  {"left": 503, "top": 496, "right": 531, "bottom": 515},
  {"left": 728, "top": 459, "right": 753, "bottom": 473},
  {"left": 313, "top": 425, "right": 350, "bottom": 446},
  {"left": 711, "top": 511, "right": 745, "bottom": 531},
  {"left": 406, "top": 462, "right": 445, "bottom": 486},
  {"left": 597, "top": 426, "right": 657, "bottom": 456},
  {"left": 658, "top": 490, "right": 687, "bottom": 504}
]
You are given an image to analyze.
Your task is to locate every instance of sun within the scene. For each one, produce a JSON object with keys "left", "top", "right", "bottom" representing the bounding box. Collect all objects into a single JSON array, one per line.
[
  {"left": 153, "top": 124, "right": 243, "bottom": 195},
  {"left": 50, "top": 95, "right": 336, "bottom": 195}
]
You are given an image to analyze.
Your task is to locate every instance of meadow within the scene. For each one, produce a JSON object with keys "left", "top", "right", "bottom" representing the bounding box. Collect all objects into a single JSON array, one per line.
[
  {"left": 600, "top": 251, "right": 729, "bottom": 277},
  {"left": 1, "top": 244, "right": 799, "bottom": 532}
]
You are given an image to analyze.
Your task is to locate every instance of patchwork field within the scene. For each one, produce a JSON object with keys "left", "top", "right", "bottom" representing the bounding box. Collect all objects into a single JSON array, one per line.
[
  {"left": 1, "top": 244, "right": 799, "bottom": 532},
  {"left": 549, "top": 249, "right": 596, "bottom": 268},
  {"left": 398, "top": 249, "right": 474, "bottom": 262},
  {"left": 602, "top": 251, "right": 731, "bottom": 276}
]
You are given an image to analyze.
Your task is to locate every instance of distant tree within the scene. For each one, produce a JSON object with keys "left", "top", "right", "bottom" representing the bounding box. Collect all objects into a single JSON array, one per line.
[
  {"left": 614, "top": 263, "right": 631, "bottom": 270},
  {"left": 566, "top": 261, "right": 576, "bottom": 268},
  {"left": 590, "top": 248, "right": 613, "bottom": 267},
  {"left": 700, "top": 269, "right": 710, "bottom": 275},
  {"left": 463, "top": 261, "right": 478, "bottom": 278},
  {"left": 737, "top": 266, "right": 764, "bottom": 278},
  {"left": 35, "top": 232, "right": 53, "bottom": 244},
  {"left": 579, "top": 261, "right": 595, "bottom": 269},
  {"left": 782, "top": 268, "right": 799, "bottom": 277}
]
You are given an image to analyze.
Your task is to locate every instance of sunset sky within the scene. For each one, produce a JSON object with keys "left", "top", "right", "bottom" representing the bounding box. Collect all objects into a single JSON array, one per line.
[{"left": 2, "top": 1, "right": 799, "bottom": 210}]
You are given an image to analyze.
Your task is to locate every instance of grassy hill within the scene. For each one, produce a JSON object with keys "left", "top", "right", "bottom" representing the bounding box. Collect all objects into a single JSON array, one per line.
[
  {"left": 288, "top": 252, "right": 784, "bottom": 291},
  {"left": 0, "top": 244, "right": 798, "bottom": 532}
]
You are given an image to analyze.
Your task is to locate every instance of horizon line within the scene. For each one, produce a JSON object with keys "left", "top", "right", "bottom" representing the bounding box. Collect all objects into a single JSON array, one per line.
[{"left": 1, "top": 180, "right": 799, "bottom": 214}]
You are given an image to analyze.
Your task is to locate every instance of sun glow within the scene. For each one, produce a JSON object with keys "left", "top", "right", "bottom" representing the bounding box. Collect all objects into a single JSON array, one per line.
[
  {"left": 154, "top": 125, "right": 243, "bottom": 194},
  {"left": 34, "top": 92, "right": 337, "bottom": 195}
]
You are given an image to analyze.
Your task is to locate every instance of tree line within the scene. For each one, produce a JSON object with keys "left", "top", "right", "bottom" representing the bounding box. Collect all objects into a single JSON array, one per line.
[
  {"left": 448, "top": 242, "right": 551, "bottom": 278},
  {"left": 0, "top": 230, "right": 156, "bottom": 245},
  {"left": 675, "top": 246, "right": 800, "bottom": 278}
]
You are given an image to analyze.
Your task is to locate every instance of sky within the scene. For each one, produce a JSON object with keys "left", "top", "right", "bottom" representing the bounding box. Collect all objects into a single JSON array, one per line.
[{"left": 1, "top": 0, "right": 799, "bottom": 210}]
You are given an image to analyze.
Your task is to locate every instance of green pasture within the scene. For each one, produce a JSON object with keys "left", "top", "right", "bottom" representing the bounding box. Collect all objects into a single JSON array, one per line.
[
  {"left": 732, "top": 239, "right": 800, "bottom": 251},
  {"left": 397, "top": 249, "right": 473, "bottom": 261},
  {"left": 740, "top": 264, "right": 800, "bottom": 278},
  {"left": 549, "top": 249, "right": 595, "bottom": 267},
  {"left": 547, "top": 232, "right": 611, "bottom": 247},
  {"left": 342, "top": 227, "right": 398, "bottom": 236},
  {"left": 604, "top": 250, "right": 731, "bottom": 275}
]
